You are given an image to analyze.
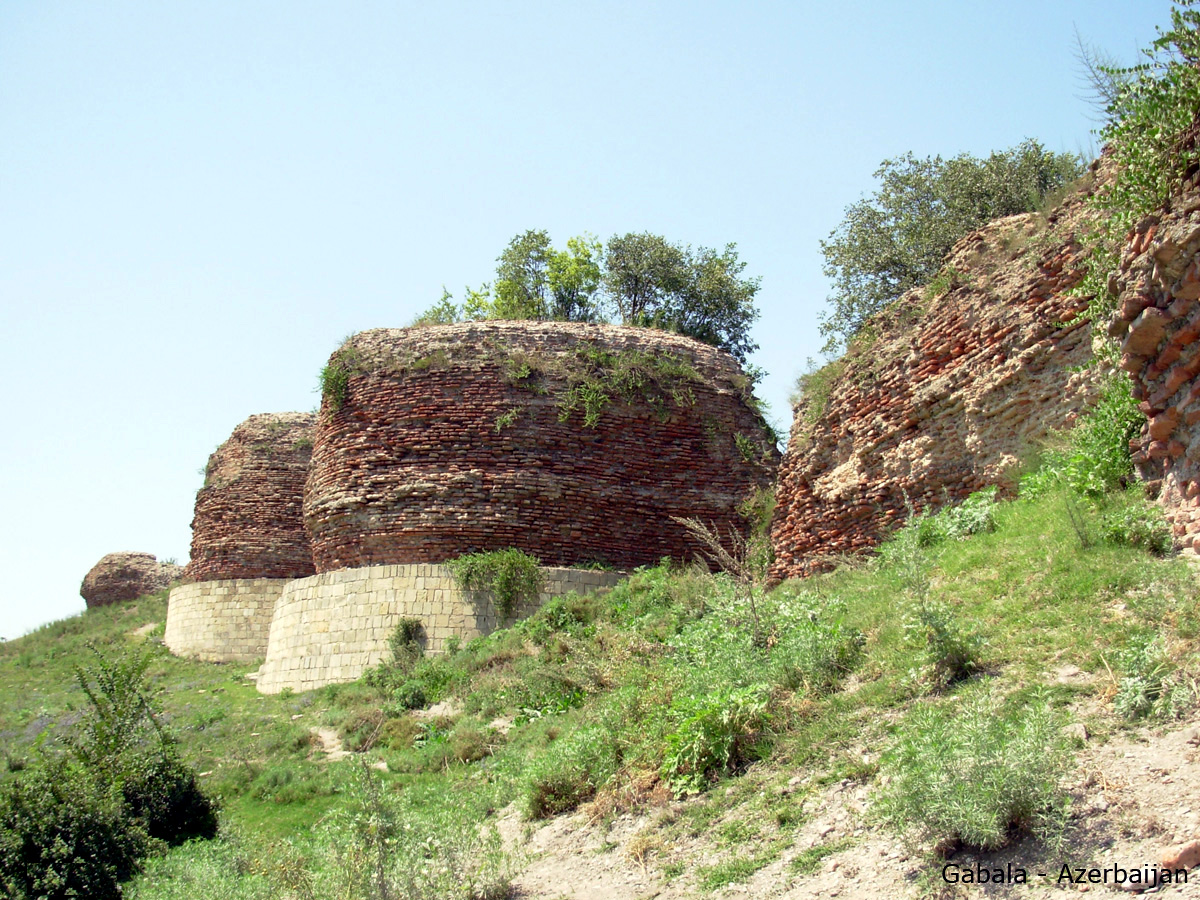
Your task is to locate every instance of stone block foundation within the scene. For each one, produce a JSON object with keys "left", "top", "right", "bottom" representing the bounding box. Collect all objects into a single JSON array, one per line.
[
  {"left": 253, "top": 564, "right": 624, "bottom": 694},
  {"left": 164, "top": 579, "right": 286, "bottom": 662}
]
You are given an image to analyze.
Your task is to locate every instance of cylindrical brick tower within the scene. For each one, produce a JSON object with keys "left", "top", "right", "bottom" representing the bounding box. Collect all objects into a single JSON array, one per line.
[
  {"left": 185, "top": 411, "right": 317, "bottom": 581},
  {"left": 304, "top": 322, "right": 779, "bottom": 572}
]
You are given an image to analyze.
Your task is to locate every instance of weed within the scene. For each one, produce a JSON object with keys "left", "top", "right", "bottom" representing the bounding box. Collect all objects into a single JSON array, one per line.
[
  {"left": 1101, "top": 503, "right": 1172, "bottom": 555},
  {"left": 1112, "top": 634, "right": 1194, "bottom": 720},
  {"left": 447, "top": 548, "right": 544, "bottom": 621},
  {"left": 789, "top": 837, "right": 853, "bottom": 874},
  {"left": 317, "top": 344, "right": 364, "bottom": 413},
  {"left": 733, "top": 431, "right": 759, "bottom": 462},
  {"left": 493, "top": 406, "right": 522, "bottom": 432},
  {"left": 902, "top": 600, "right": 984, "bottom": 690},
  {"left": 922, "top": 266, "right": 960, "bottom": 300},
  {"left": 791, "top": 358, "right": 846, "bottom": 425},
  {"left": 661, "top": 683, "right": 770, "bottom": 795},
  {"left": 386, "top": 618, "right": 425, "bottom": 670},
  {"left": 524, "top": 723, "right": 618, "bottom": 818},
  {"left": 874, "top": 687, "right": 1070, "bottom": 852}
]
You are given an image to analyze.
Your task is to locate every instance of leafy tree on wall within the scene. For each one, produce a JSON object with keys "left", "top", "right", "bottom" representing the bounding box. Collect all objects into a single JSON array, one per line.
[
  {"left": 415, "top": 229, "right": 761, "bottom": 363},
  {"left": 818, "top": 139, "right": 1085, "bottom": 353}
]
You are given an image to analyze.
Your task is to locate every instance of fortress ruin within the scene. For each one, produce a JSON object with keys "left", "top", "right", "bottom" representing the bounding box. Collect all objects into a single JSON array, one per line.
[{"left": 166, "top": 322, "right": 779, "bottom": 691}]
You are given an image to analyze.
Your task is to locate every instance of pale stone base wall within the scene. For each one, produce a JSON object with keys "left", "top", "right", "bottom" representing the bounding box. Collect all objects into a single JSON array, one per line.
[
  {"left": 164, "top": 579, "right": 286, "bottom": 662},
  {"left": 254, "top": 564, "right": 624, "bottom": 695}
]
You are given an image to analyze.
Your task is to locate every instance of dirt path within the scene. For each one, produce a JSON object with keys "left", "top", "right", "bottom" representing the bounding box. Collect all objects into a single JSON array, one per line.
[{"left": 310, "top": 726, "right": 352, "bottom": 762}]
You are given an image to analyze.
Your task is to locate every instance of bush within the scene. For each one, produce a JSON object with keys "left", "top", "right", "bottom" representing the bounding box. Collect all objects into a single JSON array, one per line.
[
  {"left": 392, "top": 679, "right": 427, "bottom": 711},
  {"left": 661, "top": 684, "right": 771, "bottom": 795},
  {"left": 1101, "top": 503, "right": 1173, "bottom": 554},
  {"left": 0, "top": 647, "right": 220, "bottom": 899},
  {"left": 311, "top": 764, "right": 515, "bottom": 900},
  {"left": 126, "top": 831, "right": 276, "bottom": 900},
  {"left": 121, "top": 752, "right": 218, "bottom": 844},
  {"left": 387, "top": 617, "right": 426, "bottom": 669},
  {"left": 931, "top": 488, "right": 999, "bottom": 541},
  {"left": 448, "top": 548, "right": 545, "bottom": 620},
  {"left": 769, "top": 593, "right": 865, "bottom": 696},
  {"left": 0, "top": 757, "right": 143, "bottom": 900},
  {"left": 903, "top": 600, "right": 984, "bottom": 690},
  {"left": 524, "top": 724, "right": 618, "bottom": 818},
  {"left": 874, "top": 688, "right": 1070, "bottom": 852},
  {"left": 1113, "top": 634, "right": 1194, "bottom": 720},
  {"left": 1021, "top": 376, "right": 1141, "bottom": 500}
]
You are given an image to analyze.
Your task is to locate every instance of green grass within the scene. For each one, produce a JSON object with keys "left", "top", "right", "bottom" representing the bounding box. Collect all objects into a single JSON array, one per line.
[{"left": 1, "top": 484, "right": 1196, "bottom": 896}]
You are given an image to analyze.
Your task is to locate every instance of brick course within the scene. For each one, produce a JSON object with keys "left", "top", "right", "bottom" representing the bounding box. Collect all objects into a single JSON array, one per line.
[
  {"left": 304, "top": 322, "right": 779, "bottom": 572},
  {"left": 1111, "top": 171, "right": 1200, "bottom": 552},
  {"left": 770, "top": 179, "right": 1104, "bottom": 580},
  {"left": 186, "top": 412, "right": 316, "bottom": 582}
]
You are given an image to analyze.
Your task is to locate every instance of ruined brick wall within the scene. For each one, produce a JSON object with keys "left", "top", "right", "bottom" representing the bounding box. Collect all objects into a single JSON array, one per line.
[
  {"left": 1111, "top": 173, "right": 1200, "bottom": 552},
  {"left": 80, "top": 552, "right": 183, "bottom": 608},
  {"left": 304, "top": 322, "right": 779, "bottom": 572},
  {"left": 185, "top": 412, "right": 316, "bottom": 582},
  {"left": 770, "top": 176, "right": 1105, "bottom": 580}
]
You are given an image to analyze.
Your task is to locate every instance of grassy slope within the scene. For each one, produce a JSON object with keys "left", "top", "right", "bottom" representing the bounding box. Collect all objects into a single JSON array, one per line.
[{"left": 0, "top": 487, "right": 1195, "bottom": 895}]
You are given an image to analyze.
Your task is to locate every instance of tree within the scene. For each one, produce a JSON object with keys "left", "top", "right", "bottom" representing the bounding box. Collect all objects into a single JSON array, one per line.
[
  {"left": 602, "top": 232, "right": 689, "bottom": 324},
  {"left": 604, "top": 233, "right": 761, "bottom": 362},
  {"left": 547, "top": 234, "right": 603, "bottom": 322},
  {"left": 493, "top": 228, "right": 553, "bottom": 319},
  {"left": 412, "top": 229, "right": 763, "bottom": 362},
  {"left": 818, "top": 140, "right": 1085, "bottom": 352}
]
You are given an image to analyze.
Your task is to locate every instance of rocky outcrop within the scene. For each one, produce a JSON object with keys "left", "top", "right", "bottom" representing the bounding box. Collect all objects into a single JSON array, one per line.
[
  {"left": 185, "top": 412, "right": 316, "bottom": 582},
  {"left": 304, "top": 322, "right": 779, "bottom": 572},
  {"left": 80, "top": 552, "right": 183, "bottom": 608},
  {"left": 770, "top": 175, "right": 1105, "bottom": 580},
  {"left": 1110, "top": 172, "right": 1200, "bottom": 552}
]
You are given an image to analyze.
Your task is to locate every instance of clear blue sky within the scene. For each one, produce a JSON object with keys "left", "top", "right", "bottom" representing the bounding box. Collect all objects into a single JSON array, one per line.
[{"left": 0, "top": 1, "right": 1172, "bottom": 640}]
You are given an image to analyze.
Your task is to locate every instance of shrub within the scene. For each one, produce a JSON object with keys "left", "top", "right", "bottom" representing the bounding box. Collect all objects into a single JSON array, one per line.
[
  {"left": 313, "top": 763, "right": 516, "bottom": 900},
  {"left": 71, "top": 647, "right": 218, "bottom": 845},
  {"left": 932, "top": 488, "right": 999, "bottom": 541},
  {"left": 874, "top": 688, "right": 1070, "bottom": 852},
  {"left": 903, "top": 600, "right": 984, "bottom": 690},
  {"left": 1101, "top": 503, "right": 1173, "bottom": 555},
  {"left": 524, "top": 724, "right": 618, "bottom": 818},
  {"left": 317, "top": 344, "right": 362, "bottom": 413},
  {"left": 0, "top": 757, "right": 143, "bottom": 900},
  {"left": 447, "top": 548, "right": 545, "bottom": 620},
  {"left": 121, "top": 752, "right": 218, "bottom": 844},
  {"left": 661, "top": 684, "right": 771, "bottom": 795},
  {"left": 125, "top": 831, "right": 276, "bottom": 900},
  {"left": 1113, "top": 634, "right": 1194, "bottom": 720},
  {"left": 1021, "top": 376, "right": 1141, "bottom": 500},
  {"left": 769, "top": 593, "right": 865, "bottom": 696},
  {"left": 387, "top": 617, "right": 425, "bottom": 669},
  {"left": 0, "top": 643, "right": 221, "bottom": 900},
  {"left": 392, "top": 679, "right": 427, "bottom": 711}
]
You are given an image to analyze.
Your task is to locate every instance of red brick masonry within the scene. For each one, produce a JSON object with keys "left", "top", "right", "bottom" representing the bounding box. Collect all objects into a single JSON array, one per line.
[
  {"left": 185, "top": 412, "right": 316, "bottom": 581},
  {"left": 303, "top": 322, "right": 779, "bottom": 572},
  {"left": 770, "top": 178, "right": 1105, "bottom": 580},
  {"left": 1112, "top": 172, "right": 1200, "bottom": 552}
]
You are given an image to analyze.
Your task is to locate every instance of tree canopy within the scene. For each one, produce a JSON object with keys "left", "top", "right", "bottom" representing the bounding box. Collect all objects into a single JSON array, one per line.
[
  {"left": 818, "top": 139, "right": 1085, "bottom": 352},
  {"left": 415, "top": 230, "right": 761, "bottom": 363}
]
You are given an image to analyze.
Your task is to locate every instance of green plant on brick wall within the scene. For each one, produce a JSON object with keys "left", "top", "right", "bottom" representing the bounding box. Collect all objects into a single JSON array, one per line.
[
  {"left": 447, "top": 549, "right": 545, "bottom": 620},
  {"left": 500, "top": 342, "right": 702, "bottom": 428},
  {"left": 318, "top": 344, "right": 364, "bottom": 413}
]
